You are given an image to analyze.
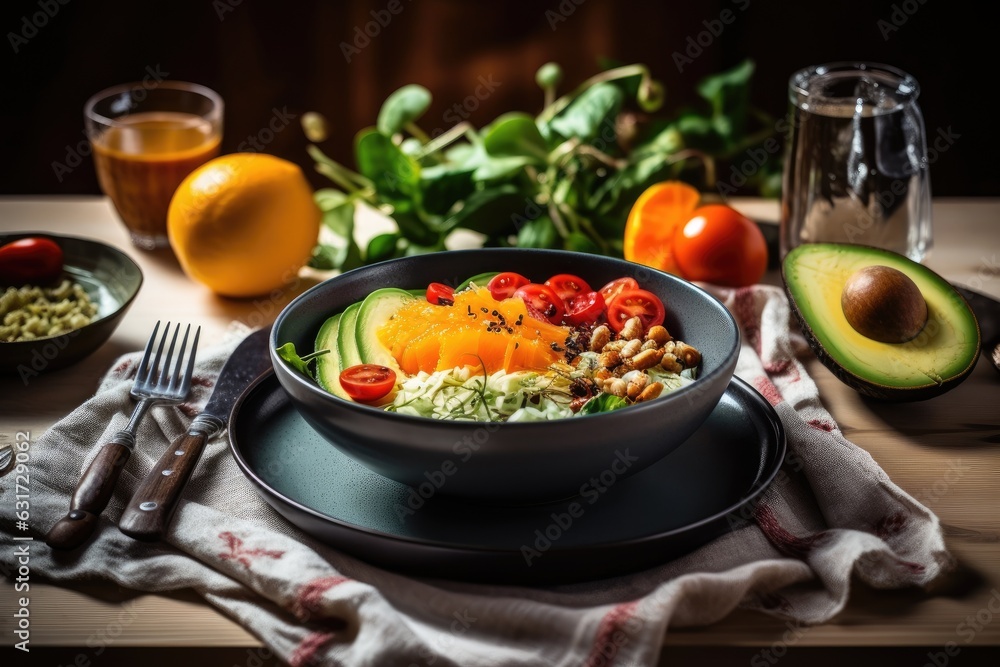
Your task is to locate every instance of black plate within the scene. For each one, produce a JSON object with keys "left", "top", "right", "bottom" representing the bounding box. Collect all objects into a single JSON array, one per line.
[{"left": 229, "top": 371, "right": 785, "bottom": 585}]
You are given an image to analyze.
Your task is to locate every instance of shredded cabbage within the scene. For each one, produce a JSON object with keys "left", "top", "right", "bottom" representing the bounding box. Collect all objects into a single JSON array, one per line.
[
  {"left": 385, "top": 361, "right": 697, "bottom": 422},
  {"left": 386, "top": 366, "right": 575, "bottom": 422}
]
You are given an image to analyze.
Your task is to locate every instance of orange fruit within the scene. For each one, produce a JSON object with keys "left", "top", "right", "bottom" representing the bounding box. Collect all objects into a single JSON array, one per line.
[
  {"left": 622, "top": 181, "right": 701, "bottom": 274},
  {"left": 167, "top": 153, "right": 320, "bottom": 297},
  {"left": 378, "top": 286, "right": 568, "bottom": 375}
]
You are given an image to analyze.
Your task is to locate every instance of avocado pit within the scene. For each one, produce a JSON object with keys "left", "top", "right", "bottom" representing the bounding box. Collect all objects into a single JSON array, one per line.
[{"left": 841, "top": 265, "right": 928, "bottom": 343}]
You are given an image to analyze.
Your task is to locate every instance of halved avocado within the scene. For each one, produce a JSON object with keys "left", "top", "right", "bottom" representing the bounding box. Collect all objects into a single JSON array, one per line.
[{"left": 782, "top": 243, "right": 981, "bottom": 401}]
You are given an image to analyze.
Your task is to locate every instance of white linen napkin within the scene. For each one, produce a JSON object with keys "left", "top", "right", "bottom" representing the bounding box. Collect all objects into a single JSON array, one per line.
[{"left": 0, "top": 285, "right": 950, "bottom": 666}]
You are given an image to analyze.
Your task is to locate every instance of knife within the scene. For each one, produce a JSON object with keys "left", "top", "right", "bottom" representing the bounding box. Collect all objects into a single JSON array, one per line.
[{"left": 118, "top": 326, "right": 273, "bottom": 541}]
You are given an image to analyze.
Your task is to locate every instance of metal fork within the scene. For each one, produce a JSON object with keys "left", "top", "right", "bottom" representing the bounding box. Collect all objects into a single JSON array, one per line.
[{"left": 45, "top": 321, "right": 200, "bottom": 550}]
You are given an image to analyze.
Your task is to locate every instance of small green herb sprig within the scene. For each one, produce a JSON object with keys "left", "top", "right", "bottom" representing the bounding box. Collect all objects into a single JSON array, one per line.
[{"left": 304, "top": 59, "right": 779, "bottom": 271}]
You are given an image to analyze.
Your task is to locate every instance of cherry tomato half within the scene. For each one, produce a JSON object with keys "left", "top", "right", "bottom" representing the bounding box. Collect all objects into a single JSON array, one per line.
[
  {"left": 598, "top": 276, "right": 639, "bottom": 306},
  {"left": 0, "top": 237, "right": 64, "bottom": 285},
  {"left": 426, "top": 282, "right": 455, "bottom": 306},
  {"left": 339, "top": 364, "right": 397, "bottom": 402},
  {"left": 486, "top": 272, "right": 530, "bottom": 300},
  {"left": 673, "top": 204, "right": 768, "bottom": 287},
  {"left": 513, "top": 283, "right": 565, "bottom": 324},
  {"left": 544, "top": 273, "right": 592, "bottom": 303},
  {"left": 607, "top": 289, "right": 665, "bottom": 333},
  {"left": 565, "top": 291, "right": 606, "bottom": 326}
]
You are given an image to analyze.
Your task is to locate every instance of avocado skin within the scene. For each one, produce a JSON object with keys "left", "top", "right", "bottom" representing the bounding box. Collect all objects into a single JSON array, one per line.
[{"left": 781, "top": 244, "right": 981, "bottom": 402}]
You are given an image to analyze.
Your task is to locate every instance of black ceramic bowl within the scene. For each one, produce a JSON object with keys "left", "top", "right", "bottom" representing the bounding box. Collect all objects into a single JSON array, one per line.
[
  {"left": 0, "top": 232, "right": 143, "bottom": 376},
  {"left": 270, "top": 249, "right": 739, "bottom": 503}
]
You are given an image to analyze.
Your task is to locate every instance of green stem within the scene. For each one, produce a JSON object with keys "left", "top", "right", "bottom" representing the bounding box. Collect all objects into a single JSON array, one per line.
[
  {"left": 315, "top": 163, "right": 364, "bottom": 194},
  {"left": 416, "top": 121, "right": 480, "bottom": 158},
  {"left": 307, "top": 145, "right": 373, "bottom": 191},
  {"left": 404, "top": 122, "right": 431, "bottom": 144},
  {"left": 569, "top": 208, "right": 608, "bottom": 251},
  {"left": 547, "top": 203, "right": 571, "bottom": 238},
  {"left": 538, "top": 64, "right": 651, "bottom": 123}
]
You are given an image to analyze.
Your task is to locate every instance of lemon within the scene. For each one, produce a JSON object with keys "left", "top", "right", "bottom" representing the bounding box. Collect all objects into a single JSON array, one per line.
[{"left": 167, "top": 153, "right": 321, "bottom": 298}]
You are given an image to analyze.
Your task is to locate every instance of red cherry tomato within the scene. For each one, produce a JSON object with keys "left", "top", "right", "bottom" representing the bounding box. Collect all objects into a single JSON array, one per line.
[
  {"left": 486, "top": 272, "right": 530, "bottom": 300},
  {"left": 598, "top": 277, "right": 639, "bottom": 306},
  {"left": 0, "top": 237, "right": 64, "bottom": 285},
  {"left": 513, "top": 283, "right": 565, "bottom": 324},
  {"left": 544, "top": 273, "right": 592, "bottom": 303},
  {"left": 607, "top": 289, "right": 665, "bottom": 333},
  {"left": 673, "top": 204, "right": 768, "bottom": 287},
  {"left": 426, "top": 282, "right": 455, "bottom": 306},
  {"left": 339, "top": 364, "right": 397, "bottom": 402},
  {"left": 565, "top": 291, "right": 606, "bottom": 326}
]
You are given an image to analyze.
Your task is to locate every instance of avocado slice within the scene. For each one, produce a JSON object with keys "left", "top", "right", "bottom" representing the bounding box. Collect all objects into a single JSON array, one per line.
[
  {"left": 314, "top": 313, "right": 351, "bottom": 400},
  {"left": 336, "top": 303, "right": 364, "bottom": 369},
  {"left": 355, "top": 288, "right": 414, "bottom": 371},
  {"left": 782, "top": 243, "right": 981, "bottom": 401},
  {"left": 455, "top": 272, "right": 499, "bottom": 293}
]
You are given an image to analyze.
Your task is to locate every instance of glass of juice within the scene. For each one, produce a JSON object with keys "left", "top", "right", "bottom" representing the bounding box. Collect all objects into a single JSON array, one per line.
[{"left": 84, "top": 81, "right": 223, "bottom": 250}]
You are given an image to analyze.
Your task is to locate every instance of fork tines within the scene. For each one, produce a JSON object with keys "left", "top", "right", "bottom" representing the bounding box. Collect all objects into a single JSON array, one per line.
[{"left": 135, "top": 321, "right": 201, "bottom": 394}]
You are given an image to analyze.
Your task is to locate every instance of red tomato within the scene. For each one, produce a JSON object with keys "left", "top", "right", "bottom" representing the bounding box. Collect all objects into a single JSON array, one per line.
[
  {"left": 513, "top": 283, "right": 565, "bottom": 324},
  {"left": 544, "top": 273, "right": 592, "bottom": 303},
  {"left": 426, "top": 282, "right": 455, "bottom": 306},
  {"left": 486, "top": 272, "right": 530, "bottom": 300},
  {"left": 339, "top": 364, "right": 397, "bottom": 402},
  {"left": 598, "top": 277, "right": 639, "bottom": 306},
  {"left": 565, "top": 291, "right": 606, "bottom": 326},
  {"left": 673, "top": 205, "right": 768, "bottom": 287},
  {"left": 607, "top": 289, "right": 665, "bottom": 333},
  {"left": 0, "top": 237, "right": 64, "bottom": 285}
]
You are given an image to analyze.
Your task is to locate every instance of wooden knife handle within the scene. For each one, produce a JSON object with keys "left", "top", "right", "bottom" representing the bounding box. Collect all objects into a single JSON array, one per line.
[
  {"left": 118, "top": 430, "right": 208, "bottom": 541},
  {"left": 46, "top": 440, "right": 131, "bottom": 550}
]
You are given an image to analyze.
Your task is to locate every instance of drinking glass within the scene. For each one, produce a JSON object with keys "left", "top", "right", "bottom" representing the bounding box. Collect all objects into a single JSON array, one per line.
[
  {"left": 780, "top": 62, "right": 932, "bottom": 262},
  {"left": 85, "top": 81, "right": 223, "bottom": 250}
]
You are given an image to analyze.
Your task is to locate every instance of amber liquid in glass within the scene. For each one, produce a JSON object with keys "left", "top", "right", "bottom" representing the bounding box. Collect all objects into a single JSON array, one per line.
[{"left": 92, "top": 112, "right": 220, "bottom": 247}]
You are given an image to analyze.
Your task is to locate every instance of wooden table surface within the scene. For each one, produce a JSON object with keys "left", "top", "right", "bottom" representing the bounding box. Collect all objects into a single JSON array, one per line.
[{"left": 2, "top": 196, "right": 999, "bottom": 663}]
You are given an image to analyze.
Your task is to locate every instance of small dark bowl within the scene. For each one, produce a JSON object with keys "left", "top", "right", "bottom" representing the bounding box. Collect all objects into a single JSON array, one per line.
[
  {"left": 0, "top": 232, "right": 143, "bottom": 377},
  {"left": 270, "top": 249, "right": 739, "bottom": 503}
]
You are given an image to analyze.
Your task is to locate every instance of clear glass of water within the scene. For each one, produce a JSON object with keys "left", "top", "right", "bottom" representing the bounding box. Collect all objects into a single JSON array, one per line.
[{"left": 780, "top": 62, "right": 932, "bottom": 262}]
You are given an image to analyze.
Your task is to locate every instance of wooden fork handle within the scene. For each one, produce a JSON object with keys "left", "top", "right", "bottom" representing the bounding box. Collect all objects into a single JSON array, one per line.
[
  {"left": 46, "top": 439, "right": 132, "bottom": 550},
  {"left": 118, "top": 430, "right": 209, "bottom": 541}
]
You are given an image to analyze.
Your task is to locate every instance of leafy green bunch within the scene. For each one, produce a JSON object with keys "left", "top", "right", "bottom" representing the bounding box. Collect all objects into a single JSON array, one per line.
[{"left": 306, "top": 59, "right": 778, "bottom": 271}]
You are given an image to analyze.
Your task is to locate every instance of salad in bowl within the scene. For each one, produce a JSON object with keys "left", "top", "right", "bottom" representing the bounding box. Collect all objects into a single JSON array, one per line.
[{"left": 279, "top": 270, "right": 702, "bottom": 423}]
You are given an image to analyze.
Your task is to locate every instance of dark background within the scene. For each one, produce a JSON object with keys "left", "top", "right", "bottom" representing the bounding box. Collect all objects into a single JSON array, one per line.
[{"left": 2, "top": 0, "right": 997, "bottom": 197}]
